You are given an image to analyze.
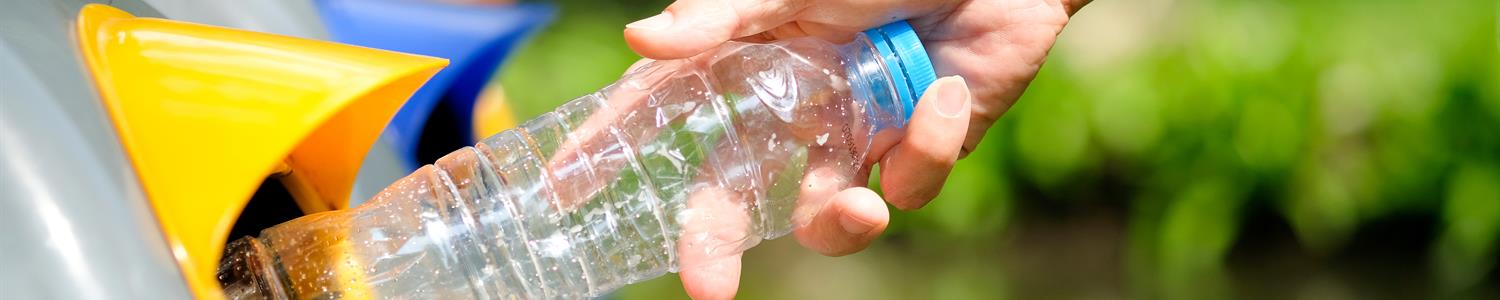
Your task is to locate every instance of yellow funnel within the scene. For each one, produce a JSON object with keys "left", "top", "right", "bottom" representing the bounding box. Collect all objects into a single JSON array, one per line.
[{"left": 75, "top": 4, "right": 447, "bottom": 298}]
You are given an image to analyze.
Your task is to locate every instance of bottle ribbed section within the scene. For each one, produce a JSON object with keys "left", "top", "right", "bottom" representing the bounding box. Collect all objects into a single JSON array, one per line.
[{"left": 221, "top": 35, "right": 910, "bottom": 300}]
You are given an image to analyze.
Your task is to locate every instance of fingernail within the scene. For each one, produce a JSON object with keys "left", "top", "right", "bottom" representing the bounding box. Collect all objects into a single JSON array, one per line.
[
  {"left": 839, "top": 214, "right": 875, "bottom": 235},
  {"left": 626, "top": 12, "right": 674, "bottom": 31},
  {"left": 933, "top": 76, "right": 969, "bottom": 119}
]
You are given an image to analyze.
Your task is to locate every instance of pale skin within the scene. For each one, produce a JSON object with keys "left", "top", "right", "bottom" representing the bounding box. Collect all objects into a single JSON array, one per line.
[{"left": 619, "top": 0, "right": 1093, "bottom": 298}]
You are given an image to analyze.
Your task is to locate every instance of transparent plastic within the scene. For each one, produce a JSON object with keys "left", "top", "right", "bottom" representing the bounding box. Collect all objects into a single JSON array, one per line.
[{"left": 219, "top": 34, "right": 912, "bottom": 299}]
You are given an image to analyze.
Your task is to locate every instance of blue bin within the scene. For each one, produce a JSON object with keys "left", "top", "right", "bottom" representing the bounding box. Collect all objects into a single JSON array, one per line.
[{"left": 317, "top": 0, "right": 555, "bottom": 169}]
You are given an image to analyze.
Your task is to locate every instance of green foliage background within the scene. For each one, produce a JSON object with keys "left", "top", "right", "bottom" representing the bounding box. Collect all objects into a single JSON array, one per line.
[{"left": 496, "top": 0, "right": 1499, "bottom": 298}]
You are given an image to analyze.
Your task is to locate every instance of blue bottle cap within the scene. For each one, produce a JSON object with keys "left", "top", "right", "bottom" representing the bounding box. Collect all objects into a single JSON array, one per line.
[{"left": 863, "top": 21, "right": 936, "bottom": 120}]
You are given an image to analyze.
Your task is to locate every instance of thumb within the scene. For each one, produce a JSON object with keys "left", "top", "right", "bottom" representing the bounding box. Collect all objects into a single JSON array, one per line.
[
  {"left": 624, "top": 0, "right": 805, "bottom": 59},
  {"left": 879, "top": 76, "right": 971, "bottom": 210}
]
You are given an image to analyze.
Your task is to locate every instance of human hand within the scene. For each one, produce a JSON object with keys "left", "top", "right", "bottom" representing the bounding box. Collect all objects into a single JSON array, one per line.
[{"left": 621, "top": 1, "right": 1091, "bottom": 298}]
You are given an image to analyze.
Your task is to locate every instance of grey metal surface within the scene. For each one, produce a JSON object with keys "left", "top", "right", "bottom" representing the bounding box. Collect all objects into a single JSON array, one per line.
[
  {"left": 0, "top": 0, "right": 192, "bottom": 299},
  {"left": 142, "top": 0, "right": 329, "bottom": 40}
]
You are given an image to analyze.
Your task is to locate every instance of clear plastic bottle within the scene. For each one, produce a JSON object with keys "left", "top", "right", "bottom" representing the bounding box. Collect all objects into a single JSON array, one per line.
[{"left": 218, "top": 21, "right": 935, "bottom": 300}]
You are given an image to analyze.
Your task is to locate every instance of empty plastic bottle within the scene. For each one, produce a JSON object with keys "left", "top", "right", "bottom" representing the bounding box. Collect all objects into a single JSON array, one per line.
[{"left": 218, "top": 21, "right": 935, "bottom": 300}]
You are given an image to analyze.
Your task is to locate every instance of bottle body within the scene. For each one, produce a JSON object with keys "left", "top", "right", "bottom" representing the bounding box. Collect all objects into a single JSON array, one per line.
[{"left": 221, "top": 33, "right": 911, "bottom": 300}]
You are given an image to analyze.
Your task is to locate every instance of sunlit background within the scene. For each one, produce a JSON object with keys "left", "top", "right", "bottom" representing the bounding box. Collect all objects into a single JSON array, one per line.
[{"left": 493, "top": 0, "right": 1499, "bottom": 298}]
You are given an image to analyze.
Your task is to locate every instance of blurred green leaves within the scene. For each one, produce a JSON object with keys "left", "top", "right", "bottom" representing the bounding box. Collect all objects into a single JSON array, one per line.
[
  {"left": 1091, "top": 80, "right": 1164, "bottom": 159},
  {"left": 1286, "top": 161, "right": 1360, "bottom": 254},
  {"left": 1434, "top": 163, "right": 1500, "bottom": 293},
  {"left": 1013, "top": 77, "right": 1094, "bottom": 189},
  {"left": 1233, "top": 97, "right": 1302, "bottom": 174}
]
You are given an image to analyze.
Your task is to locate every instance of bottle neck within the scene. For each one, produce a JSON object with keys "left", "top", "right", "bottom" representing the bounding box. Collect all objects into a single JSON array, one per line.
[
  {"left": 218, "top": 237, "right": 291, "bottom": 299},
  {"left": 839, "top": 34, "right": 911, "bottom": 131}
]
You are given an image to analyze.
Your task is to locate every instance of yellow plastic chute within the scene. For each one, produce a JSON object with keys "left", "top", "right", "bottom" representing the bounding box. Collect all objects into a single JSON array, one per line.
[{"left": 75, "top": 4, "right": 446, "bottom": 298}]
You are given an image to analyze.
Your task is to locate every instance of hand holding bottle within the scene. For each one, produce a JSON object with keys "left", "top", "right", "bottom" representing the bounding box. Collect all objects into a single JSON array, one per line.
[{"left": 624, "top": 0, "right": 1092, "bottom": 299}]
